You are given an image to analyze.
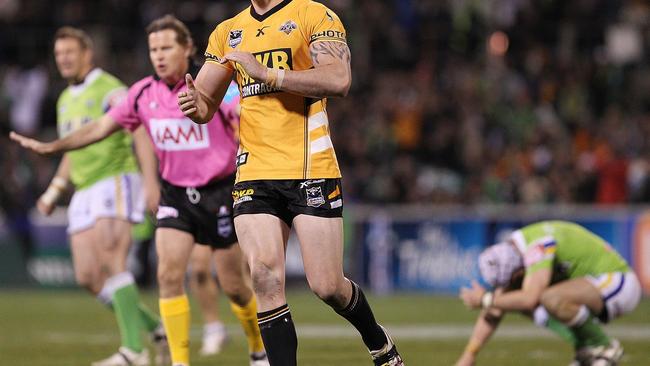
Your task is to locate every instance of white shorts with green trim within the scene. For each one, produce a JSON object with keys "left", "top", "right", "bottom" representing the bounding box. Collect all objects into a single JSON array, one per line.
[
  {"left": 586, "top": 271, "right": 641, "bottom": 322},
  {"left": 67, "top": 173, "right": 144, "bottom": 234}
]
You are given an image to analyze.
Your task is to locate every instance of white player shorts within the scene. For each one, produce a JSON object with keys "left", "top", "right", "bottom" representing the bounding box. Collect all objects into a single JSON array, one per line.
[
  {"left": 67, "top": 173, "right": 145, "bottom": 234},
  {"left": 587, "top": 270, "right": 642, "bottom": 322}
]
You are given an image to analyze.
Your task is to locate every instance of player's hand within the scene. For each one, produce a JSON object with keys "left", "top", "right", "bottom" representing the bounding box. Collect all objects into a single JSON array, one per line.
[
  {"left": 223, "top": 51, "right": 266, "bottom": 81},
  {"left": 178, "top": 74, "right": 203, "bottom": 121},
  {"left": 460, "top": 280, "right": 486, "bottom": 310},
  {"left": 9, "top": 131, "right": 56, "bottom": 155},
  {"left": 36, "top": 198, "right": 55, "bottom": 216},
  {"left": 455, "top": 352, "right": 476, "bottom": 366}
]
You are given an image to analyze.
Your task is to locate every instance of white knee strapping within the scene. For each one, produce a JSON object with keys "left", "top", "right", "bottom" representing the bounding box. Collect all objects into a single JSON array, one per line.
[
  {"left": 533, "top": 306, "right": 549, "bottom": 327},
  {"left": 566, "top": 305, "right": 590, "bottom": 327},
  {"left": 98, "top": 271, "right": 136, "bottom": 303},
  {"left": 97, "top": 286, "right": 113, "bottom": 307}
]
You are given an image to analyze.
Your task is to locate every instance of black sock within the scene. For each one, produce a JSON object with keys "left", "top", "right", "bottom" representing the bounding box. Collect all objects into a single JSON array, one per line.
[
  {"left": 257, "top": 304, "right": 297, "bottom": 366},
  {"left": 335, "top": 280, "right": 387, "bottom": 351}
]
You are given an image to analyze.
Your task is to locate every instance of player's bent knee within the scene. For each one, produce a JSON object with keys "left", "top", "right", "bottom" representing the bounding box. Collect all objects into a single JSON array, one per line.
[
  {"left": 157, "top": 266, "right": 185, "bottom": 293},
  {"left": 193, "top": 270, "right": 210, "bottom": 285},
  {"left": 250, "top": 262, "right": 283, "bottom": 299},
  {"left": 540, "top": 289, "right": 564, "bottom": 313},
  {"left": 310, "top": 280, "right": 346, "bottom": 307}
]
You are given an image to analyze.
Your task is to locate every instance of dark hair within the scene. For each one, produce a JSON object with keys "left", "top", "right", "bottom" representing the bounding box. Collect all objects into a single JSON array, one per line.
[
  {"left": 54, "top": 26, "right": 94, "bottom": 50},
  {"left": 146, "top": 14, "right": 195, "bottom": 55}
]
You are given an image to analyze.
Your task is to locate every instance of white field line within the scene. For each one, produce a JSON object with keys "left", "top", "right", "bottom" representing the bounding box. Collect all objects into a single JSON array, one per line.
[{"left": 43, "top": 324, "right": 650, "bottom": 344}]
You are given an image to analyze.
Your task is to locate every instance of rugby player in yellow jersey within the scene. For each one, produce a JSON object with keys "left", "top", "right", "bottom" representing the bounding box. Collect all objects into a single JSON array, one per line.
[{"left": 178, "top": 1, "right": 404, "bottom": 365}]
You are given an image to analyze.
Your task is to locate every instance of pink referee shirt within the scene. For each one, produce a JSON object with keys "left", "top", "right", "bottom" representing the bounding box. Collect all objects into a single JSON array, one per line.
[{"left": 109, "top": 75, "right": 240, "bottom": 187}]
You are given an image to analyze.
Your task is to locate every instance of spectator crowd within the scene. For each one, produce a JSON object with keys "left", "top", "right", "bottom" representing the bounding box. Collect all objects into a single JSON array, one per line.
[{"left": 2, "top": 0, "right": 650, "bottom": 218}]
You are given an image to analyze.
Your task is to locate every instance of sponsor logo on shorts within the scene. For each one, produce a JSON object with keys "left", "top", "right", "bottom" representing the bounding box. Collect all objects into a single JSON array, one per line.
[
  {"left": 217, "top": 205, "right": 233, "bottom": 236},
  {"left": 232, "top": 188, "right": 254, "bottom": 206},
  {"left": 156, "top": 206, "right": 179, "bottom": 219},
  {"left": 306, "top": 186, "right": 325, "bottom": 207},
  {"left": 299, "top": 179, "right": 325, "bottom": 188}
]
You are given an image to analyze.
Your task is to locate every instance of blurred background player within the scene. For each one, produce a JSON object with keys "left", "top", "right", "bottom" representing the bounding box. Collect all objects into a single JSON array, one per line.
[
  {"left": 189, "top": 245, "right": 229, "bottom": 356},
  {"left": 178, "top": 0, "right": 404, "bottom": 365},
  {"left": 11, "top": 15, "right": 267, "bottom": 366},
  {"left": 458, "top": 220, "right": 642, "bottom": 366},
  {"left": 35, "top": 27, "right": 165, "bottom": 366}
]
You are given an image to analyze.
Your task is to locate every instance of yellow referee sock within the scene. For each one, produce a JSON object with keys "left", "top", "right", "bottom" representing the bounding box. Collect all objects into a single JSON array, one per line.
[
  {"left": 230, "top": 295, "right": 265, "bottom": 354},
  {"left": 160, "top": 295, "right": 191, "bottom": 366}
]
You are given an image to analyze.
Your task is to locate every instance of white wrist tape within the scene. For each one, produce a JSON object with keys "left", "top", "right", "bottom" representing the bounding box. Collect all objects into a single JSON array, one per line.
[
  {"left": 40, "top": 176, "right": 67, "bottom": 206},
  {"left": 276, "top": 69, "right": 285, "bottom": 89},
  {"left": 481, "top": 291, "right": 494, "bottom": 309}
]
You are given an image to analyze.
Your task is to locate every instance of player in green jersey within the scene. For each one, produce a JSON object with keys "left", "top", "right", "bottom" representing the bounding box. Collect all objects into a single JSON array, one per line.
[
  {"left": 458, "top": 221, "right": 641, "bottom": 366},
  {"left": 34, "top": 27, "right": 166, "bottom": 366}
]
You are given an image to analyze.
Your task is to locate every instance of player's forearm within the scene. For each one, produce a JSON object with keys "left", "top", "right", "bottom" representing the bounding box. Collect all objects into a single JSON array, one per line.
[
  {"left": 52, "top": 115, "right": 121, "bottom": 152},
  {"left": 53, "top": 154, "right": 71, "bottom": 181},
  {"left": 132, "top": 127, "right": 159, "bottom": 186},
  {"left": 274, "top": 64, "right": 351, "bottom": 98},
  {"left": 492, "top": 290, "right": 539, "bottom": 312},
  {"left": 464, "top": 310, "right": 502, "bottom": 356},
  {"left": 40, "top": 155, "right": 71, "bottom": 206}
]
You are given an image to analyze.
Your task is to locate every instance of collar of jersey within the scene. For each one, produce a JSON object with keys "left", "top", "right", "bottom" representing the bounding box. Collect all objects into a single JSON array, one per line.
[
  {"left": 68, "top": 68, "right": 102, "bottom": 96},
  {"left": 250, "top": 0, "right": 292, "bottom": 22}
]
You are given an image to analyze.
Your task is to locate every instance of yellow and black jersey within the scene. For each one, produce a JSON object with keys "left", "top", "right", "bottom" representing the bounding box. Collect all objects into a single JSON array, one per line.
[{"left": 205, "top": 0, "right": 346, "bottom": 182}]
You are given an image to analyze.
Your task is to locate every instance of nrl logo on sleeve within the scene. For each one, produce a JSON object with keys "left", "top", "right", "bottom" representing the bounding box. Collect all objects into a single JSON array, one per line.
[
  {"left": 279, "top": 20, "right": 297, "bottom": 35},
  {"left": 305, "top": 186, "right": 325, "bottom": 207},
  {"left": 228, "top": 30, "right": 243, "bottom": 48}
]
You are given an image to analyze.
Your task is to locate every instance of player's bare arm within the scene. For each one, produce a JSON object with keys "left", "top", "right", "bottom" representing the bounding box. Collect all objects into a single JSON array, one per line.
[
  {"left": 462, "top": 269, "right": 552, "bottom": 312},
  {"left": 178, "top": 63, "right": 233, "bottom": 124},
  {"left": 223, "top": 40, "right": 351, "bottom": 99},
  {"left": 456, "top": 290, "right": 505, "bottom": 366},
  {"left": 133, "top": 126, "right": 160, "bottom": 213},
  {"left": 10, "top": 114, "right": 122, "bottom": 155}
]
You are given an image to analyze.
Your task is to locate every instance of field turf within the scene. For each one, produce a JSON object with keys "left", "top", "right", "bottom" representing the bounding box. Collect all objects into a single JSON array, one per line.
[{"left": 0, "top": 289, "right": 648, "bottom": 365}]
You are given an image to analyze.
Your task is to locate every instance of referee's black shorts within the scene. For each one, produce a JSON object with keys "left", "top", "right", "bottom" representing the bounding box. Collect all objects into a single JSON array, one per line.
[{"left": 156, "top": 174, "right": 237, "bottom": 249}]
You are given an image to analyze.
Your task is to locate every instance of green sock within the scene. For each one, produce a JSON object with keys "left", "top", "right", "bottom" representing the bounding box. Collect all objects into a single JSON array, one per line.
[
  {"left": 573, "top": 315, "right": 610, "bottom": 349},
  {"left": 111, "top": 274, "right": 145, "bottom": 353},
  {"left": 546, "top": 317, "right": 577, "bottom": 347},
  {"left": 138, "top": 302, "right": 161, "bottom": 333}
]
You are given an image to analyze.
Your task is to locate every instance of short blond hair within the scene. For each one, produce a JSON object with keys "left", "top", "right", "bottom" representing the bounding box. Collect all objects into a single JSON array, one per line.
[{"left": 54, "top": 26, "right": 94, "bottom": 50}]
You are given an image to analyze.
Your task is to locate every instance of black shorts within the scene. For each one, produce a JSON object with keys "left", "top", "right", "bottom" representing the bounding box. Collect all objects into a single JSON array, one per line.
[
  {"left": 157, "top": 175, "right": 237, "bottom": 248},
  {"left": 232, "top": 178, "right": 344, "bottom": 226}
]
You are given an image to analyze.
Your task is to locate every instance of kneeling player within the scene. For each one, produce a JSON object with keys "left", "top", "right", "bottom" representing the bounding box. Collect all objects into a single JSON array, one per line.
[{"left": 458, "top": 220, "right": 641, "bottom": 366}]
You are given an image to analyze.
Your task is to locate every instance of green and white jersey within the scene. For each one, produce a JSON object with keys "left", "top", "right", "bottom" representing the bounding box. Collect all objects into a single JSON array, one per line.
[
  {"left": 57, "top": 68, "right": 138, "bottom": 189},
  {"left": 511, "top": 221, "right": 629, "bottom": 282}
]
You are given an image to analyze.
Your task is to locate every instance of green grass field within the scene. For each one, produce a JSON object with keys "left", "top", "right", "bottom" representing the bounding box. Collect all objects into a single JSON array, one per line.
[{"left": 0, "top": 289, "right": 648, "bottom": 365}]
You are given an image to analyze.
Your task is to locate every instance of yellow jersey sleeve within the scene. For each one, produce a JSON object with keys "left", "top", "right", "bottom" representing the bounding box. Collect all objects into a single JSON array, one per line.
[
  {"left": 205, "top": 21, "right": 234, "bottom": 70},
  {"left": 303, "top": 2, "right": 347, "bottom": 45}
]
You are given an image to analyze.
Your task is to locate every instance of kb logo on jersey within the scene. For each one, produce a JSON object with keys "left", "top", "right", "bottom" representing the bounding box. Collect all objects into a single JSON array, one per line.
[{"left": 236, "top": 48, "right": 293, "bottom": 98}]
